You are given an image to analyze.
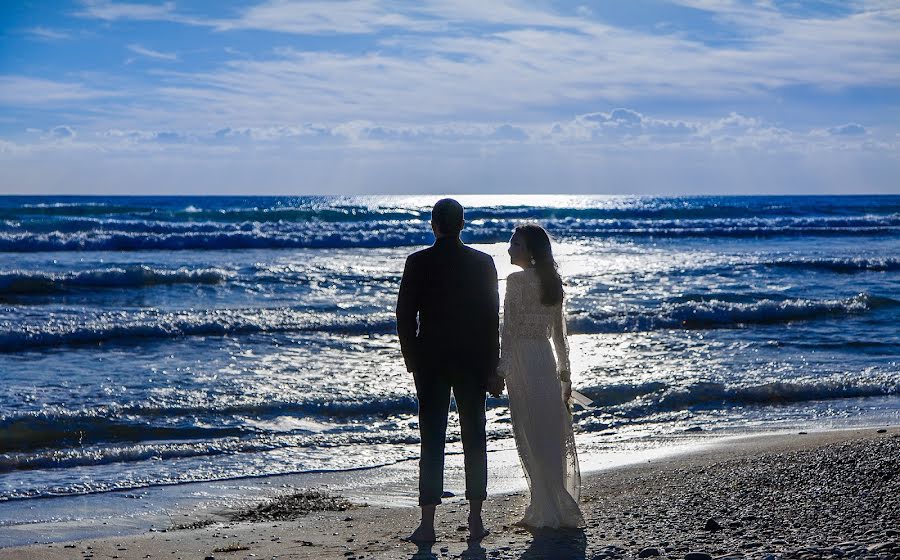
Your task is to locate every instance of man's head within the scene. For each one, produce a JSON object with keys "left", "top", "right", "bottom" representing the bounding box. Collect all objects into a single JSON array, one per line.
[{"left": 431, "top": 198, "right": 464, "bottom": 238}]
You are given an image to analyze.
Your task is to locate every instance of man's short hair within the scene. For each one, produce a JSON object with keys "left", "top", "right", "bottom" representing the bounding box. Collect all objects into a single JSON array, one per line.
[{"left": 431, "top": 198, "right": 464, "bottom": 235}]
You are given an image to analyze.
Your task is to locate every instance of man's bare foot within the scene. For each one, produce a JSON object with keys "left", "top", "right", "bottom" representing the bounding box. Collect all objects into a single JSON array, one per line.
[
  {"left": 405, "top": 524, "right": 436, "bottom": 543},
  {"left": 467, "top": 514, "right": 489, "bottom": 542}
]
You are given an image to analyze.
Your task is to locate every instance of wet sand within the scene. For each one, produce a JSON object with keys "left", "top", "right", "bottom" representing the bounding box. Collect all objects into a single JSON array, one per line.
[{"left": 2, "top": 427, "right": 898, "bottom": 560}]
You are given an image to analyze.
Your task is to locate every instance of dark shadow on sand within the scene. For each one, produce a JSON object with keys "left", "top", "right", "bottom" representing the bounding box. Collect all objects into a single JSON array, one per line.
[
  {"left": 518, "top": 527, "right": 587, "bottom": 559},
  {"left": 407, "top": 539, "right": 488, "bottom": 560},
  {"left": 408, "top": 540, "right": 438, "bottom": 559}
]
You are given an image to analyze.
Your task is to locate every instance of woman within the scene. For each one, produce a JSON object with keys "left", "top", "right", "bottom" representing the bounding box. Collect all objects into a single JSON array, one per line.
[{"left": 499, "top": 224, "right": 585, "bottom": 529}]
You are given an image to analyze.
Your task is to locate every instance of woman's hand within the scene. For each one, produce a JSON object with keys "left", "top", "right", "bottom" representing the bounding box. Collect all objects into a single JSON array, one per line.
[
  {"left": 486, "top": 373, "right": 505, "bottom": 397},
  {"left": 561, "top": 380, "right": 572, "bottom": 408}
]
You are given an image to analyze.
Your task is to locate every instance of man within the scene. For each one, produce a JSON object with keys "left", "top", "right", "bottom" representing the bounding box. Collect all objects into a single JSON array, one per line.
[{"left": 396, "top": 198, "right": 505, "bottom": 543}]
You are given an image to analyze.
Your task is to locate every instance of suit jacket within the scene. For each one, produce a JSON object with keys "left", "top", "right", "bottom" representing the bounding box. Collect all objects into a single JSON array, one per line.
[{"left": 396, "top": 236, "right": 500, "bottom": 379}]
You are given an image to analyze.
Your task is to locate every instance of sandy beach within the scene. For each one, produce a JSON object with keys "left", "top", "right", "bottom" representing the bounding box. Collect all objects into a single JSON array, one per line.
[{"left": 2, "top": 426, "right": 897, "bottom": 560}]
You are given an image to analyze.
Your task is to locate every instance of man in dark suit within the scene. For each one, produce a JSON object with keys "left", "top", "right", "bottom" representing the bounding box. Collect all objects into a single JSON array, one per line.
[{"left": 396, "top": 198, "right": 504, "bottom": 543}]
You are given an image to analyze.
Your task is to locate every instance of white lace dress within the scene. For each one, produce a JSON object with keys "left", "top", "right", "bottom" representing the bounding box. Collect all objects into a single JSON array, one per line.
[{"left": 499, "top": 269, "right": 584, "bottom": 529}]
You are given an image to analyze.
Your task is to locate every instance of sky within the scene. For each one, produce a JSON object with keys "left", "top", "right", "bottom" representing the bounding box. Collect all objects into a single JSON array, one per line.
[{"left": 0, "top": 0, "right": 898, "bottom": 195}]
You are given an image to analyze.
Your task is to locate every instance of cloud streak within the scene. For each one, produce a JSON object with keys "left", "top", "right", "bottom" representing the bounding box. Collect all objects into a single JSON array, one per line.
[
  {"left": 23, "top": 26, "right": 72, "bottom": 40},
  {"left": 76, "top": 0, "right": 179, "bottom": 22},
  {"left": 127, "top": 43, "right": 178, "bottom": 61},
  {"left": 0, "top": 76, "right": 119, "bottom": 106},
  {"left": 51, "top": 1, "right": 899, "bottom": 130}
]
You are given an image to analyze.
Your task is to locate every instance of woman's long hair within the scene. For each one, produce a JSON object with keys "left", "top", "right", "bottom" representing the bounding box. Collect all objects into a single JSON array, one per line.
[{"left": 515, "top": 224, "right": 563, "bottom": 306}]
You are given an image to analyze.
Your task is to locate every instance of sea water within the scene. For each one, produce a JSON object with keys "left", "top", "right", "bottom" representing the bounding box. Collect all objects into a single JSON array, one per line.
[{"left": 0, "top": 195, "right": 898, "bottom": 505}]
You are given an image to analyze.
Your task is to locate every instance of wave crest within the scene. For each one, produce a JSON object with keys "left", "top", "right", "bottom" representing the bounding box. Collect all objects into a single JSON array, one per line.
[
  {"left": 765, "top": 257, "right": 900, "bottom": 273},
  {"left": 0, "top": 266, "right": 229, "bottom": 296},
  {"left": 599, "top": 378, "right": 900, "bottom": 420},
  {"left": 0, "top": 308, "right": 396, "bottom": 352},
  {"left": 569, "top": 293, "right": 898, "bottom": 333}
]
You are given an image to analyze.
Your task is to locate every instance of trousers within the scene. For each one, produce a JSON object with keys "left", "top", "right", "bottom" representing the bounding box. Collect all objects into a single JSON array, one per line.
[{"left": 413, "top": 369, "right": 487, "bottom": 506}]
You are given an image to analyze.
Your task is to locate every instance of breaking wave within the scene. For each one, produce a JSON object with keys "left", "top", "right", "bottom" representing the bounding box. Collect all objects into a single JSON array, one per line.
[
  {"left": 0, "top": 308, "right": 396, "bottom": 352},
  {"left": 596, "top": 378, "right": 900, "bottom": 420},
  {"left": 0, "top": 266, "right": 229, "bottom": 296},
  {"left": 569, "top": 293, "right": 898, "bottom": 333}
]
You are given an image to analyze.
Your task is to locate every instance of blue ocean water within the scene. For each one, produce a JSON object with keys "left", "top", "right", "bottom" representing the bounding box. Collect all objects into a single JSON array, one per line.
[{"left": 0, "top": 195, "right": 898, "bottom": 502}]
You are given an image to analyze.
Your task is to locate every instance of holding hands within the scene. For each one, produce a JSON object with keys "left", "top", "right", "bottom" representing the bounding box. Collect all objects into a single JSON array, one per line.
[{"left": 485, "top": 373, "right": 505, "bottom": 397}]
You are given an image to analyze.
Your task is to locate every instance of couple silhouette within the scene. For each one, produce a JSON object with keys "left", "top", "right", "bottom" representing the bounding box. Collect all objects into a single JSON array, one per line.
[{"left": 397, "top": 199, "right": 583, "bottom": 546}]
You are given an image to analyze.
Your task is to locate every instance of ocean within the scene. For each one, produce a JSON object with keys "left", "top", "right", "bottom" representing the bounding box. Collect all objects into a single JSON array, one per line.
[{"left": 1, "top": 195, "right": 898, "bottom": 505}]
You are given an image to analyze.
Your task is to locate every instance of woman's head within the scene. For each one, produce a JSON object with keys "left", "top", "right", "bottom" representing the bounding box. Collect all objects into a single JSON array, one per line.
[{"left": 509, "top": 224, "right": 563, "bottom": 306}]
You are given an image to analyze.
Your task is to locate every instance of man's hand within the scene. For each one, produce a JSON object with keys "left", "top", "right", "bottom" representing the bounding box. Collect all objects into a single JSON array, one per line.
[{"left": 485, "top": 374, "right": 505, "bottom": 397}]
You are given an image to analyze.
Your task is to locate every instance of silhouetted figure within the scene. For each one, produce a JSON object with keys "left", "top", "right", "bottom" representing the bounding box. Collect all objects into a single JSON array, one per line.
[
  {"left": 500, "top": 224, "right": 584, "bottom": 528},
  {"left": 397, "top": 198, "right": 504, "bottom": 543}
]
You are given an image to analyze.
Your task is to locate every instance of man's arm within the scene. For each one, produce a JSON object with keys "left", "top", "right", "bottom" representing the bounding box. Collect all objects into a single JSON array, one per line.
[
  {"left": 396, "top": 254, "right": 422, "bottom": 373},
  {"left": 486, "top": 257, "right": 500, "bottom": 374},
  {"left": 483, "top": 255, "right": 504, "bottom": 397}
]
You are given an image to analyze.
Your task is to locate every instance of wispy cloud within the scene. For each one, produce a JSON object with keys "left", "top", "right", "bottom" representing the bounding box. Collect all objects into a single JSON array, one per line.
[
  {"left": 0, "top": 76, "right": 118, "bottom": 106},
  {"left": 67, "top": 1, "right": 900, "bottom": 122},
  {"left": 127, "top": 43, "right": 178, "bottom": 61},
  {"left": 76, "top": 0, "right": 178, "bottom": 22},
  {"left": 24, "top": 26, "right": 72, "bottom": 40},
  {"left": 74, "top": 0, "right": 592, "bottom": 35},
  {"left": 214, "top": 0, "right": 441, "bottom": 34},
  {"left": 133, "top": 9, "right": 897, "bottom": 128}
]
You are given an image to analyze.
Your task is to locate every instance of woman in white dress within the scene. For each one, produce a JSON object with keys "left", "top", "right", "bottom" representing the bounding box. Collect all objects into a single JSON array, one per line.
[{"left": 499, "top": 224, "right": 585, "bottom": 529}]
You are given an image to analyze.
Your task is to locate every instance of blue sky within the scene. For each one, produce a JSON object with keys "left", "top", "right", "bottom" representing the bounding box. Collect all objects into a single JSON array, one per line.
[{"left": 1, "top": 0, "right": 898, "bottom": 194}]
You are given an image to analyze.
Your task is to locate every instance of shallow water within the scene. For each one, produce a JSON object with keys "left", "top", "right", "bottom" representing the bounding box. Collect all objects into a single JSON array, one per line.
[{"left": 1, "top": 195, "right": 898, "bottom": 504}]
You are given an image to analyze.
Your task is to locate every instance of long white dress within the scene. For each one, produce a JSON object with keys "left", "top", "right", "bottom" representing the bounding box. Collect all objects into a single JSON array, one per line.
[{"left": 499, "top": 269, "right": 584, "bottom": 529}]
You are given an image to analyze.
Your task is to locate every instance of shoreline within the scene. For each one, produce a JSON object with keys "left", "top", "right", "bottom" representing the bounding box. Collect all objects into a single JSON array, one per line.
[
  {"left": 1, "top": 425, "right": 898, "bottom": 559},
  {"left": 0, "top": 428, "right": 722, "bottom": 548}
]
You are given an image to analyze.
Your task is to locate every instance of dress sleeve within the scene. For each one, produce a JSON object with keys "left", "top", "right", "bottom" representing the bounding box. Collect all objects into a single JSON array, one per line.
[
  {"left": 497, "top": 274, "right": 518, "bottom": 379},
  {"left": 551, "top": 297, "right": 571, "bottom": 382}
]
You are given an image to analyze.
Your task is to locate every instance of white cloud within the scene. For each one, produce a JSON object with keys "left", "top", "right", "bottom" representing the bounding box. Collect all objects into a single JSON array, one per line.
[
  {"left": 0, "top": 76, "right": 117, "bottom": 105},
  {"left": 74, "top": 0, "right": 600, "bottom": 35},
  {"left": 24, "top": 26, "right": 72, "bottom": 40},
  {"left": 215, "top": 0, "right": 441, "bottom": 35},
  {"left": 828, "top": 123, "right": 868, "bottom": 136},
  {"left": 48, "top": 126, "right": 77, "bottom": 139},
  {"left": 144, "top": 10, "right": 896, "bottom": 126},
  {"left": 5, "top": 109, "right": 892, "bottom": 159},
  {"left": 543, "top": 109, "right": 808, "bottom": 153},
  {"left": 76, "top": 1, "right": 179, "bottom": 22},
  {"left": 127, "top": 44, "right": 178, "bottom": 61},
  {"left": 35, "top": 1, "right": 900, "bottom": 130}
]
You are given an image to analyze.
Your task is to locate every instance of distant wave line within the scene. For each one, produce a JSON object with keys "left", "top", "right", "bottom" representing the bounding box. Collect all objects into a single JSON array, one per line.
[
  {"left": 1, "top": 219, "right": 899, "bottom": 252},
  {"left": 0, "top": 266, "right": 230, "bottom": 296},
  {"left": 762, "top": 257, "right": 900, "bottom": 273}
]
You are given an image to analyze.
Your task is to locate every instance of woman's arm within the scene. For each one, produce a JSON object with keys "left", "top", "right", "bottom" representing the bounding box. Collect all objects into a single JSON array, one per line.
[
  {"left": 497, "top": 273, "right": 519, "bottom": 379},
  {"left": 551, "top": 297, "right": 571, "bottom": 382}
]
